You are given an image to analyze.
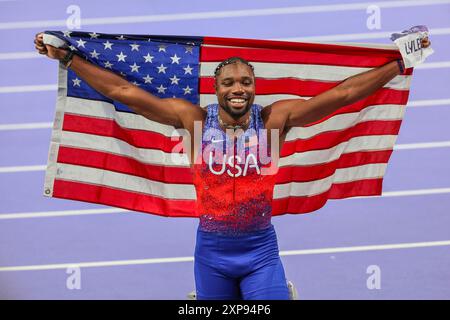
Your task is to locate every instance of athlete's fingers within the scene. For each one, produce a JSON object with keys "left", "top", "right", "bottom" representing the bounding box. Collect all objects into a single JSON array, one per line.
[{"left": 421, "top": 37, "right": 431, "bottom": 48}]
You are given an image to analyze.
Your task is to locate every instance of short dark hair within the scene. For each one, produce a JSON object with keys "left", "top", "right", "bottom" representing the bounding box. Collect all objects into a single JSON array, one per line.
[{"left": 214, "top": 56, "right": 255, "bottom": 78}]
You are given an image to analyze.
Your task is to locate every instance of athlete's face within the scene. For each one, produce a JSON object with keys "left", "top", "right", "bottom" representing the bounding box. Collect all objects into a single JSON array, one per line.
[{"left": 215, "top": 62, "right": 255, "bottom": 119}]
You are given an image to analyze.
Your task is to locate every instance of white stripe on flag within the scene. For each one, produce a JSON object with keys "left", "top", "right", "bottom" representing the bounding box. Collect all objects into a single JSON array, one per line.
[
  {"left": 279, "top": 135, "right": 397, "bottom": 167},
  {"left": 60, "top": 131, "right": 190, "bottom": 167},
  {"left": 286, "top": 104, "right": 405, "bottom": 140},
  {"left": 64, "top": 97, "right": 181, "bottom": 137},
  {"left": 273, "top": 163, "right": 387, "bottom": 198},
  {"left": 56, "top": 163, "right": 196, "bottom": 200}
]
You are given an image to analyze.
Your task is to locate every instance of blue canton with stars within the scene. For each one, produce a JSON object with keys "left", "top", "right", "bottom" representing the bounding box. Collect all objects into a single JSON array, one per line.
[{"left": 46, "top": 31, "right": 202, "bottom": 112}]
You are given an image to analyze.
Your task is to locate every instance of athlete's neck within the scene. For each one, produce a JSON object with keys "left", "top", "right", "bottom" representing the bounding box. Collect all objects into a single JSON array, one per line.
[{"left": 218, "top": 107, "right": 251, "bottom": 130}]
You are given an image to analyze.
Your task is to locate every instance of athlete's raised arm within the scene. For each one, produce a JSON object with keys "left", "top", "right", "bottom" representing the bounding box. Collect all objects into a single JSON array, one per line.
[
  {"left": 34, "top": 32, "right": 204, "bottom": 128},
  {"left": 270, "top": 37, "right": 430, "bottom": 129}
]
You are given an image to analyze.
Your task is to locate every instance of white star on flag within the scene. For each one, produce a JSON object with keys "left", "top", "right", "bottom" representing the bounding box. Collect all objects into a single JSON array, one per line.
[
  {"left": 90, "top": 50, "right": 100, "bottom": 59},
  {"left": 157, "top": 64, "right": 167, "bottom": 74},
  {"left": 130, "top": 63, "right": 141, "bottom": 72},
  {"left": 130, "top": 43, "right": 140, "bottom": 51},
  {"left": 183, "top": 65, "right": 193, "bottom": 75},
  {"left": 183, "top": 85, "right": 193, "bottom": 95},
  {"left": 157, "top": 84, "right": 167, "bottom": 94},
  {"left": 116, "top": 52, "right": 127, "bottom": 62},
  {"left": 104, "top": 61, "right": 113, "bottom": 69},
  {"left": 76, "top": 39, "right": 86, "bottom": 48},
  {"left": 143, "top": 75, "right": 153, "bottom": 83},
  {"left": 103, "top": 40, "right": 113, "bottom": 50},
  {"left": 116, "top": 35, "right": 126, "bottom": 40},
  {"left": 72, "top": 78, "right": 81, "bottom": 87},
  {"left": 63, "top": 31, "right": 72, "bottom": 38},
  {"left": 68, "top": 45, "right": 77, "bottom": 51},
  {"left": 169, "top": 75, "right": 180, "bottom": 85},
  {"left": 143, "top": 53, "right": 154, "bottom": 63},
  {"left": 170, "top": 54, "right": 181, "bottom": 64},
  {"left": 89, "top": 32, "right": 100, "bottom": 39},
  {"left": 158, "top": 44, "right": 167, "bottom": 52},
  {"left": 185, "top": 46, "right": 194, "bottom": 54}
]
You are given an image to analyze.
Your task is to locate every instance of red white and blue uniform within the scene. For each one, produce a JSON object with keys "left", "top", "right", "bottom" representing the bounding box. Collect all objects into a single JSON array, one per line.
[{"left": 191, "top": 104, "right": 289, "bottom": 299}]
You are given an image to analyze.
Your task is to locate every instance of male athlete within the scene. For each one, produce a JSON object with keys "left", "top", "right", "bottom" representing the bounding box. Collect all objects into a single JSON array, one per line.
[{"left": 34, "top": 32, "right": 430, "bottom": 300}]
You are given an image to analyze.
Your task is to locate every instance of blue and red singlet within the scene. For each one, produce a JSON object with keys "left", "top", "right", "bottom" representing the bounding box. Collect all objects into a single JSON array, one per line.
[{"left": 192, "top": 103, "right": 276, "bottom": 235}]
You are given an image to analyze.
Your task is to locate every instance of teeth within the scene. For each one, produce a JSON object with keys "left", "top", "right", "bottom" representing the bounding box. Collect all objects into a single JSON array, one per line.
[{"left": 230, "top": 99, "right": 245, "bottom": 103}]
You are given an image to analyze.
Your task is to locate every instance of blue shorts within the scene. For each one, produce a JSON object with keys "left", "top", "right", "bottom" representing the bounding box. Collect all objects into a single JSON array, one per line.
[{"left": 194, "top": 224, "right": 289, "bottom": 300}]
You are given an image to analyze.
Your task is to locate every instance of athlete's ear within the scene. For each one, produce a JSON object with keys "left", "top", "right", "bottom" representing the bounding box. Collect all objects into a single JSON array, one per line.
[{"left": 213, "top": 79, "right": 218, "bottom": 93}]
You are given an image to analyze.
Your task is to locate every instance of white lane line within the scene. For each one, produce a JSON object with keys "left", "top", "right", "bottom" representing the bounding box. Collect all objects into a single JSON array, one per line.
[
  {"left": 1, "top": 187, "right": 450, "bottom": 220},
  {"left": 0, "top": 165, "right": 46, "bottom": 173},
  {"left": 283, "top": 27, "right": 450, "bottom": 42},
  {"left": 0, "top": 239, "right": 448, "bottom": 271},
  {"left": 382, "top": 187, "right": 450, "bottom": 197},
  {"left": 0, "top": 208, "right": 128, "bottom": 219},
  {"left": 408, "top": 98, "right": 450, "bottom": 107},
  {"left": 0, "top": 52, "right": 43, "bottom": 60},
  {"left": 0, "top": 122, "right": 52, "bottom": 131},
  {"left": 394, "top": 141, "right": 450, "bottom": 150},
  {"left": 415, "top": 61, "right": 450, "bottom": 69},
  {"left": 280, "top": 240, "right": 450, "bottom": 256},
  {"left": 0, "top": 84, "right": 56, "bottom": 93},
  {"left": 1, "top": 1, "right": 449, "bottom": 30}
]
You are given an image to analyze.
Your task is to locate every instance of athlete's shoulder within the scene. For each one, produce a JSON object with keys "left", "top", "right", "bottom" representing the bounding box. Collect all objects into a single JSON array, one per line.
[{"left": 167, "top": 98, "right": 206, "bottom": 128}]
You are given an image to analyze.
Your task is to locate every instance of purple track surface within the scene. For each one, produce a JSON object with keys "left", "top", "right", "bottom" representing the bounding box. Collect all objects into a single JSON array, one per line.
[{"left": 1, "top": 0, "right": 449, "bottom": 300}]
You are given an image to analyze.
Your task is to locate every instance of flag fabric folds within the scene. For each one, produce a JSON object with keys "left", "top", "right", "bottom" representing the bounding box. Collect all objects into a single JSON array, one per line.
[{"left": 43, "top": 31, "right": 412, "bottom": 217}]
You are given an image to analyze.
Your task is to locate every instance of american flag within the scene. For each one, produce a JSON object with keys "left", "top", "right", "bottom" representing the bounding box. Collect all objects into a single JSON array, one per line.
[{"left": 43, "top": 31, "right": 412, "bottom": 217}]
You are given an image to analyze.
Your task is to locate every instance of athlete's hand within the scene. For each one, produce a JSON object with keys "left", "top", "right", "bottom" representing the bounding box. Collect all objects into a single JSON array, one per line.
[
  {"left": 421, "top": 36, "right": 431, "bottom": 48},
  {"left": 34, "top": 32, "right": 66, "bottom": 60}
]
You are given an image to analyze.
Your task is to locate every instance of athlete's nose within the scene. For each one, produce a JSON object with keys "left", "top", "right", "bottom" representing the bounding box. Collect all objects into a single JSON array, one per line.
[{"left": 231, "top": 82, "right": 245, "bottom": 95}]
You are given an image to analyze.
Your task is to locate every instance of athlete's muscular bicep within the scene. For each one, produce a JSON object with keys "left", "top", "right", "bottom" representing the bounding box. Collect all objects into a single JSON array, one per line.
[
  {"left": 277, "top": 59, "right": 403, "bottom": 128},
  {"left": 112, "top": 84, "right": 204, "bottom": 128},
  {"left": 272, "top": 87, "right": 348, "bottom": 129}
]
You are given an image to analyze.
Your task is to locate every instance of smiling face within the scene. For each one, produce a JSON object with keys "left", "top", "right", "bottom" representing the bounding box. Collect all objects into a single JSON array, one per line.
[{"left": 214, "top": 61, "right": 256, "bottom": 119}]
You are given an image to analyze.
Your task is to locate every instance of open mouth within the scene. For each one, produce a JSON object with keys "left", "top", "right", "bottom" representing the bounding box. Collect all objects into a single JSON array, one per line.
[{"left": 227, "top": 97, "right": 248, "bottom": 108}]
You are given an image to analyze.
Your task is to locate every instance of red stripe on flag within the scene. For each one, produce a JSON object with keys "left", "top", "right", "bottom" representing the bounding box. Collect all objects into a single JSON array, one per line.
[
  {"left": 52, "top": 179, "right": 197, "bottom": 217},
  {"left": 305, "top": 90, "right": 409, "bottom": 125},
  {"left": 200, "top": 77, "right": 338, "bottom": 96},
  {"left": 271, "top": 178, "right": 383, "bottom": 215},
  {"left": 63, "top": 113, "right": 182, "bottom": 152},
  {"left": 281, "top": 120, "right": 401, "bottom": 157},
  {"left": 57, "top": 146, "right": 194, "bottom": 184},
  {"left": 203, "top": 36, "right": 402, "bottom": 59},
  {"left": 201, "top": 45, "right": 402, "bottom": 68},
  {"left": 276, "top": 150, "right": 392, "bottom": 183}
]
